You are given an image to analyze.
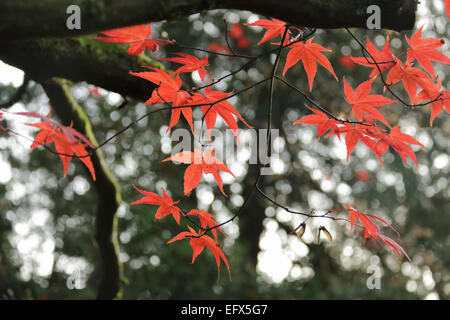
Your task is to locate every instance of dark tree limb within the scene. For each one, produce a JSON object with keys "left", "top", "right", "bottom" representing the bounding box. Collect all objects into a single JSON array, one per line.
[
  {"left": 40, "top": 77, "right": 124, "bottom": 300},
  {"left": 0, "top": 0, "right": 417, "bottom": 39},
  {"left": 0, "top": 37, "right": 161, "bottom": 101}
]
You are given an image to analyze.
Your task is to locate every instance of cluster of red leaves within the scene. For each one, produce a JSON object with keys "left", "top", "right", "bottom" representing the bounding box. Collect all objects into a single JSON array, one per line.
[
  {"left": 93, "top": 23, "right": 251, "bottom": 276},
  {"left": 246, "top": 18, "right": 338, "bottom": 90},
  {"left": 339, "top": 205, "right": 411, "bottom": 262},
  {"left": 293, "top": 25, "right": 450, "bottom": 166},
  {"left": 132, "top": 186, "right": 230, "bottom": 278},
  {"left": 352, "top": 26, "right": 450, "bottom": 125},
  {"left": 23, "top": 112, "right": 97, "bottom": 180},
  {"left": 295, "top": 106, "right": 425, "bottom": 166},
  {"left": 93, "top": 19, "right": 450, "bottom": 275}
]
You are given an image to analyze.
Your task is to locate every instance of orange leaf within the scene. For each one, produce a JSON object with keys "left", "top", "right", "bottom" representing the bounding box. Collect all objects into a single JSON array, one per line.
[
  {"left": 343, "top": 77, "right": 396, "bottom": 127},
  {"left": 168, "top": 227, "right": 231, "bottom": 280},
  {"left": 283, "top": 37, "right": 337, "bottom": 91},
  {"left": 163, "top": 148, "right": 234, "bottom": 196},
  {"left": 93, "top": 24, "right": 170, "bottom": 55},
  {"left": 405, "top": 25, "right": 450, "bottom": 78},
  {"left": 245, "top": 18, "right": 289, "bottom": 45},
  {"left": 131, "top": 186, "right": 181, "bottom": 224},
  {"left": 27, "top": 119, "right": 96, "bottom": 181}
]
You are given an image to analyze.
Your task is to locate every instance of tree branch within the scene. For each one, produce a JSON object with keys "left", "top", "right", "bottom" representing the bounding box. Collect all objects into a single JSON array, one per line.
[
  {"left": 40, "top": 77, "right": 124, "bottom": 300},
  {"left": 0, "top": 37, "right": 162, "bottom": 101},
  {"left": 0, "top": 0, "right": 417, "bottom": 39}
]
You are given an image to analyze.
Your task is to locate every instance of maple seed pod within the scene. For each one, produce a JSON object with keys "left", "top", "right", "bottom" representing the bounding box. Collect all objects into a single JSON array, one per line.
[
  {"left": 318, "top": 226, "right": 333, "bottom": 243},
  {"left": 296, "top": 223, "right": 306, "bottom": 239}
]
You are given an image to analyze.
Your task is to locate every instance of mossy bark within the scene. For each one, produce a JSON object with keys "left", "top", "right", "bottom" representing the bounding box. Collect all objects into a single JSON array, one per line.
[
  {"left": 0, "top": 37, "right": 160, "bottom": 101},
  {"left": 40, "top": 77, "right": 124, "bottom": 300}
]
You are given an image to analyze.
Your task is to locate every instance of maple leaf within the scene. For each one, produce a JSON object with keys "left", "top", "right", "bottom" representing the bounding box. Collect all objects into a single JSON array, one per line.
[
  {"left": 326, "top": 123, "right": 385, "bottom": 163},
  {"left": 343, "top": 78, "right": 396, "bottom": 127},
  {"left": 386, "top": 57, "right": 435, "bottom": 104},
  {"left": 355, "top": 170, "right": 371, "bottom": 181},
  {"left": 130, "top": 68, "right": 193, "bottom": 132},
  {"left": 131, "top": 186, "right": 181, "bottom": 224},
  {"left": 208, "top": 43, "right": 232, "bottom": 54},
  {"left": 283, "top": 37, "right": 338, "bottom": 91},
  {"left": 94, "top": 24, "right": 170, "bottom": 55},
  {"left": 167, "top": 226, "right": 231, "bottom": 279},
  {"left": 245, "top": 18, "right": 289, "bottom": 45},
  {"left": 28, "top": 122, "right": 96, "bottom": 180},
  {"left": 405, "top": 25, "right": 450, "bottom": 78},
  {"left": 415, "top": 80, "right": 450, "bottom": 126},
  {"left": 371, "top": 126, "right": 425, "bottom": 167},
  {"left": 187, "top": 209, "right": 226, "bottom": 242},
  {"left": 343, "top": 205, "right": 411, "bottom": 262},
  {"left": 351, "top": 36, "right": 395, "bottom": 78},
  {"left": 17, "top": 112, "right": 97, "bottom": 149},
  {"left": 229, "top": 23, "right": 244, "bottom": 39},
  {"left": 339, "top": 55, "right": 356, "bottom": 70},
  {"left": 446, "top": 0, "right": 450, "bottom": 18},
  {"left": 88, "top": 86, "right": 103, "bottom": 98},
  {"left": 328, "top": 123, "right": 378, "bottom": 161},
  {"left": 163, "top": 148, "right": 234, "bottom": 196},
  {"left": 293, "top": 105, "right": 340, "bottom": 139},
  {"left": 189, "top": 87, "right": 252, "bottom": 143},
  {"left": 160, "top": 53, "right": 209, "bottom": 81}
]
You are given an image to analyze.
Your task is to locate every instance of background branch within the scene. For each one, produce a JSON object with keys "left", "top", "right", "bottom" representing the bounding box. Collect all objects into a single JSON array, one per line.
[{"left": 40, "top": 77, "right": 124, "bottom": 300}]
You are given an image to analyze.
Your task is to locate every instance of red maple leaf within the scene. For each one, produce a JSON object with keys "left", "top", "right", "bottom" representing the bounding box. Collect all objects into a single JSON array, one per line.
[
  {"left": 130, "top": 68, "right": 193, "bottom": 132},
  {"left": 339, "top": 55, "right": 356, "bottom": 70},
  {"left": 189, "top": 87, "right": 252, "bottom": 143},
  {"left": 88, "top": 86, "right": 103, "bottom": 98},
  {"left": 293, "top": 105, "right": 340, "bottom": 139},
  {"left": 187, "top": 209, "right": 226, "bottom": 242},
  {"left": 168, "top": 226, "right": 231, "bottom": 279},
  {"left": 415, "top": 80, "right": 450, "bottom": 126},
  {"left": 327, "top": 123, "right": 384, "bottom": 162},
  {"left": 355, "top": 170, "right": 372, "bottom": 181},
  {"left": 131, "top": 186, "right": 182, "bottom": 224},
  {"left": 28, "top": 122, "right": 96, "bottom": 180},
  {"left": 229, "top": 23, "right": 244, "bottom": 39},
  {"left": 208, "top": 43, "right": 231, "bottom": 54},
  {"left": 386, "top": 57, "right": 435, "bottom": 104},
  {"left": 351, "top": 36, "right": 395, "bottom": 78},
  {"left": 371, "top": 126, "right": 425, "bottom": 167},
  {"left": 160, "top": 53, "right": 209, "bottom": 81},
  {"left": 163, "top": 148, "right": 234, "bottom": 196},
  {"left": 283, "top": 38, "right": 338, "bottom": 91},
  {"left": 342, "top": 205, "right": 411, "bottom": 262},
  {"left": 405, "top": 25, "right": 450, "bottom": 78},
  {"left": 343, "top": 78, "right": 396, "bottom": 127},
  {"left": 245, "top": 18, "right": 289, "bottom": 45},
  {"left": 446, "top": 0, "right": 450, "bottom": 18},
  {"left": 94, "top": 24, "right": 170, "bottom": 55},
  {"left": 236, "top": 37, "right": 250, "bottom": 49}
]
